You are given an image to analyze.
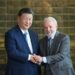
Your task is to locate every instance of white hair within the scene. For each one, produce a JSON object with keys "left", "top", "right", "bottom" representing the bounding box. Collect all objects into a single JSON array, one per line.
[{"left": 44, "top": 17, "right": 57, "bottom": 26}]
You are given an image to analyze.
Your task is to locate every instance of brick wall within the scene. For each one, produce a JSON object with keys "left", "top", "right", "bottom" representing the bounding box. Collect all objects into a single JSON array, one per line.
[{"left": 0, "top": 0, "right": 75, "bottom": 75}]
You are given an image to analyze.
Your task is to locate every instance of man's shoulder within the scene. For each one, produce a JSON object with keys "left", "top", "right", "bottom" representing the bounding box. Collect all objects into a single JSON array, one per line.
[
  {"left": 5, "top": 25, "right": 18, "bottom": 35},
  {"left": 56, "top": 31, "right": 70, "bottom": 40}
]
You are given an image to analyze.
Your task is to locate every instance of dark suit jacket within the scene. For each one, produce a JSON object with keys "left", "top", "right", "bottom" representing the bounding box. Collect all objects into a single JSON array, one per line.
[
  {"left": 40, "top": 31, "right": 75, "bottom": 75},
  {"left": 5, "top": 25, "right": 40, "bottom": 75}
]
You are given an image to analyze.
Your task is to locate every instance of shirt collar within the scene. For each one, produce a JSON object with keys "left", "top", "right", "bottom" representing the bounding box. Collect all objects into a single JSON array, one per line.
[{"left": 20, "top": 28, "right": 28, "bottom": 34}]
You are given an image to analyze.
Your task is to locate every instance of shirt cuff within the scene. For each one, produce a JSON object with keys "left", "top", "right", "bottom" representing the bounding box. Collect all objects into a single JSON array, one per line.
[
  {"left": 42, "top": 57, "right": 47, "bottom": 63},
  {"left": 28, "top": 54, "right": 32, "bottom": 60}
]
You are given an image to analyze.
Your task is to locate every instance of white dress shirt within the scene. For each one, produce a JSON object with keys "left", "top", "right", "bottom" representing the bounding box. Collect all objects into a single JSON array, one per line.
[{"left": 20, "top": 29, "right": 33, "bottom": 60}]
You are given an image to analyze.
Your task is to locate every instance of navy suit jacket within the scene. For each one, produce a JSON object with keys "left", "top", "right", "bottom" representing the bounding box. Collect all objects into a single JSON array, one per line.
[{"left": 5, "top": 25, "right": 40, "bottom": 75}]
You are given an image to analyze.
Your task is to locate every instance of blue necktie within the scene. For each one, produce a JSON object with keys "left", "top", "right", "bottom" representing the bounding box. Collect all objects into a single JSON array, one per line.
[
  {"left": 48, "top": 37, "right": 51, "bottom": 48},
  {"left": 23, "top": 32, "right": 33, "bottom": 53}
]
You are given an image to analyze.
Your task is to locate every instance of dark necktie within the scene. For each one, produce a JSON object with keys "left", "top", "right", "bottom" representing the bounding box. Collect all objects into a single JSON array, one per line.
[{"left": 48, "top": 37, "right": 51, "bottom": 48}]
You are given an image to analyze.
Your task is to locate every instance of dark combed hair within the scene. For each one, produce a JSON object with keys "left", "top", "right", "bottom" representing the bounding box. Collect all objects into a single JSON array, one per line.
[{"left": 18, "top": 8, "right": 33, "bottom": 16}]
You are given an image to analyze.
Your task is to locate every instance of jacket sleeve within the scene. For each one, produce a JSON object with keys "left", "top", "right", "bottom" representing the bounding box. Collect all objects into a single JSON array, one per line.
[
  {"left": 46, "top": 35, "right": 70, "bottom": 65},
  {"left": 5, "top": 32, "right": 28, "bottom": 63}
]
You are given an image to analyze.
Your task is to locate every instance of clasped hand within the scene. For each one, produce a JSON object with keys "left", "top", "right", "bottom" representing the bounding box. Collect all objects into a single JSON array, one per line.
[{"left": 30, "top": 54, "right": 42, "bottom": 64}]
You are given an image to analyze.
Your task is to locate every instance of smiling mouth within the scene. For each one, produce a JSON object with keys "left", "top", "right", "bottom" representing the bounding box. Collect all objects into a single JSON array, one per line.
[{"left": 24, "top": 24, "right": 29, "bottom": 26}]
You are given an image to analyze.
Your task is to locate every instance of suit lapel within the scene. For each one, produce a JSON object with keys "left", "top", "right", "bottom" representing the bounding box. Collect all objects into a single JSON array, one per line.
[
  {"left": 16, "top": 25, "right": 31, "bottom": 53},
  {"left": 51, "top": 31, "right": 59, "bottom": 48},
  {"left": 43, "top": 36, "right": 50, "bottom": 55},
  {"left": 47, "top": 31, "right": 60, "bottom": 55},
  {"left": 50, "top": 31, "right": 65, "bottom": 54},
  {"left": 28, "top": 30, "right": 35, "bottom": 53}
]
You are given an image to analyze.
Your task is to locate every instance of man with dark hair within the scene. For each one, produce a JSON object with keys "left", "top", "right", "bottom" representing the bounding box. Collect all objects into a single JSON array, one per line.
[{"left": 5, "top": 8, "right": 40, "bottom": 75}]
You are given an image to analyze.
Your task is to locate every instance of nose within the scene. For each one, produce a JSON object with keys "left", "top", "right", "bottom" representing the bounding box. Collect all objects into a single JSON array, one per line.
[
  {"left": 26, "top": 20, "right": 29, "bottom": 24},
  {"left": 47, "top": 27, "right": 50, "bottom": 31}
]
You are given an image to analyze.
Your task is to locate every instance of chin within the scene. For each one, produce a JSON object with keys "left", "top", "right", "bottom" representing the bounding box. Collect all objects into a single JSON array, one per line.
[{"left": 25, "top": 27, "right": 29, "bottom": 30}]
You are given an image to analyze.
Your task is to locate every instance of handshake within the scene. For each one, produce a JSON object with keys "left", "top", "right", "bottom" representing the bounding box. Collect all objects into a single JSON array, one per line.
[{"left": 30, "top": 54, "right": 43, "bottom": 65}]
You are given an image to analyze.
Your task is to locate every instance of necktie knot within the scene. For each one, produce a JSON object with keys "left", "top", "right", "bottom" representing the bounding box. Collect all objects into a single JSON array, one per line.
[{"left": 23, "top": 32, "right": 27, "bottom": 38}]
